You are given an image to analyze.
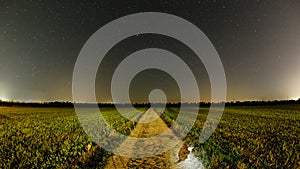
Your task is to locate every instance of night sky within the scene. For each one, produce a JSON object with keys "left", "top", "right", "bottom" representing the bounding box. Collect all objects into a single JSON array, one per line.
[{"left": 0, "top": 1, "right": 299, "bottom": 102}]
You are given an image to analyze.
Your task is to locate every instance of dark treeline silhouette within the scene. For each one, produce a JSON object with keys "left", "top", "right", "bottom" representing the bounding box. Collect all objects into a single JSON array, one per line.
[
  {"left": 0, "top": 99, "right": 299, "bottom": 108},
  {"left": 225, "top": 99, "right": 300, "bottom": 106},
  {"left": 0, "top": 101, "right": 74, "bottom": 107}
]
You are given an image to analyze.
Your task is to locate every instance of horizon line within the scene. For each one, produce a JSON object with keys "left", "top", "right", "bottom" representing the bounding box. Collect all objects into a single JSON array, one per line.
[{"left": 1, "top": 98, "right": 300, "bottom": 105}]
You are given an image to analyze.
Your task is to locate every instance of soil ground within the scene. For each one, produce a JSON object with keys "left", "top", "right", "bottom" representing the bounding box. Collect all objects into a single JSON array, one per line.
[{"left": 104, "top": 108, "right": 189, "bottom": 169}]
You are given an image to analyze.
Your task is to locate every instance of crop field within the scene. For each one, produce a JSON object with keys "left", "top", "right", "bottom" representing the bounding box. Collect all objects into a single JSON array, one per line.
[
  {"left": 169, "top": 105, "right": 300, "bottom": 168},
  {"left": 0, "top": 105, "right": 299, "bottom": 168}
]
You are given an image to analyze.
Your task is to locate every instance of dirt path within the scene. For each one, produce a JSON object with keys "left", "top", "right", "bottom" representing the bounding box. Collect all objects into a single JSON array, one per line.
[{"left": 104, "top": 108, "right": 183, "bottom": 169}]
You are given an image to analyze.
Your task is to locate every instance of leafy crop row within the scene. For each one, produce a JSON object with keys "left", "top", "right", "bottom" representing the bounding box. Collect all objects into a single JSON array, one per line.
[
  {"left": 0, "top": 107, "right": 145, "bottom": 168},
  {"left": 161, "top": 105, "right": 300, "bottom": 168}
]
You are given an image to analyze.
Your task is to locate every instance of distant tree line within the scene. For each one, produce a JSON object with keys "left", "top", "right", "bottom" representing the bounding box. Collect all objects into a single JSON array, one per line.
[
  {"left": 0, "top": 99, "right": 299, "bottom": 108},
  {"left": 0, "top": 101, "right": 74, "bottom": 107},
  {"left": 225, "top": 99, "right": 300, "bottom": 106}
]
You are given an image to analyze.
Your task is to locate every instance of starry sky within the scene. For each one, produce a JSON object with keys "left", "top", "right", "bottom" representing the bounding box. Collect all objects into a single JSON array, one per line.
[{"left": 0, "top": 0, "right": 299, "bottom": 102}]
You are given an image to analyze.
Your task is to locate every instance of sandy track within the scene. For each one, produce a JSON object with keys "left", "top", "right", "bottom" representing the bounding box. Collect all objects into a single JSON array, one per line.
[{"left": 104, "top": 108, "right": 182, "bottom": 169}]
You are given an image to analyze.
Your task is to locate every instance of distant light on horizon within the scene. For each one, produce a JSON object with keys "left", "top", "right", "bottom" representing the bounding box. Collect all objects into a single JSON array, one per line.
[
  {"left": 289, "top": 96, "right": 300, "bottom": 101},
  {"left": 0, "top": 97, "right": 8, "bottom": 101}
]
